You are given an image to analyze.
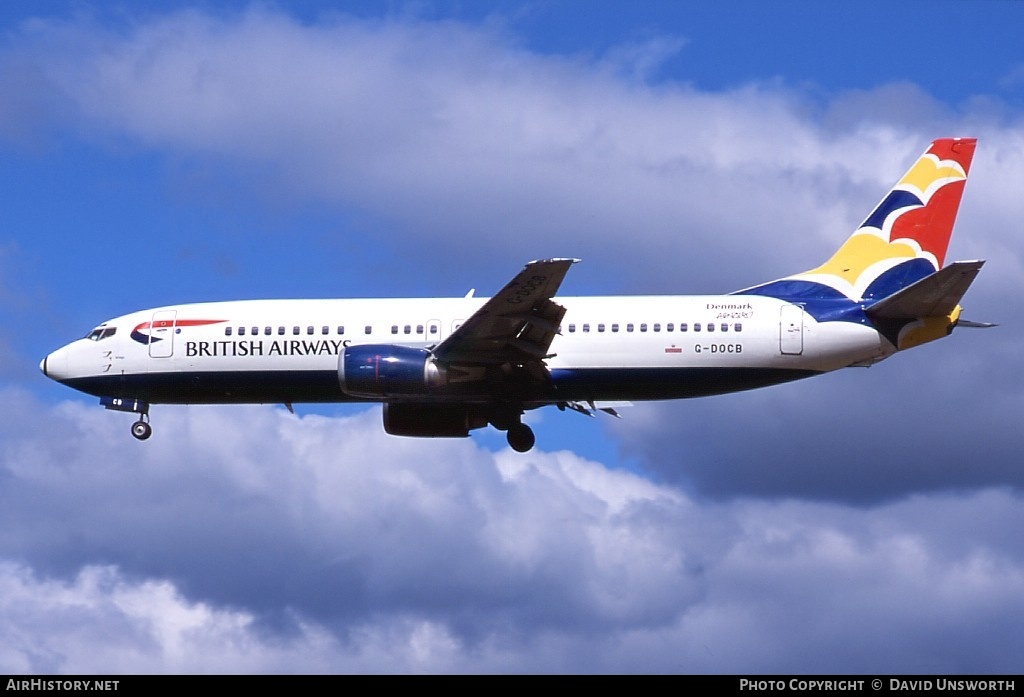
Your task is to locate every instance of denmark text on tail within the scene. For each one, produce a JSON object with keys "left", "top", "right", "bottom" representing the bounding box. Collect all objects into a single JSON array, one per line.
[{"left": 42, "top": 138, "right": 988, "bottom": 452}]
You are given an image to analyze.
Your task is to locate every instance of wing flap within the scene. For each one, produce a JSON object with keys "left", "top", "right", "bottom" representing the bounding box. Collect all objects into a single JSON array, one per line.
[{"left": 559, "top": 400, "right": 633, "bottom": 418}]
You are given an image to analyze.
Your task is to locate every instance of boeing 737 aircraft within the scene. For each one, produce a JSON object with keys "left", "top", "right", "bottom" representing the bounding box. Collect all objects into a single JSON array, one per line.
[{"left": 41, "top": 138, "right": 985, "bottom": 452}]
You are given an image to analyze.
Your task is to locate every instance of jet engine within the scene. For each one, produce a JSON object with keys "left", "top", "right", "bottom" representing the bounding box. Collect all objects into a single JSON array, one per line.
[
  {"left": 338, "top": 345, "right": 445, "bottom": 398},
  {"left": 382, "top": 403, "right": 488, "bottom": 437}
]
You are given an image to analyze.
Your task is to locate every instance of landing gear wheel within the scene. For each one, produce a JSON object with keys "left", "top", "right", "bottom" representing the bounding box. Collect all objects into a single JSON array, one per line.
[
  {"left": 131, "top": 419, "right": 152, "bottom": 441},
  {"left": 507, "top": 423, "right": 535, "bottom": 453}
]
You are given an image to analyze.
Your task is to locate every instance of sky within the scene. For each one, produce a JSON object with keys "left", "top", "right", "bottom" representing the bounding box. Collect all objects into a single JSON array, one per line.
[{"left": 2, "top": 0, "right": 1023, "bottom": 674}]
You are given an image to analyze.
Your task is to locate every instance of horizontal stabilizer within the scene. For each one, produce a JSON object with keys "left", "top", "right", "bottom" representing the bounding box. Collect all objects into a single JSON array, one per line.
[
  {"left": 957, "top": 319, "right": 998, "bottom": 328},
  {"left": 865, "top": 260, "right": 984, "bottom": 320}
]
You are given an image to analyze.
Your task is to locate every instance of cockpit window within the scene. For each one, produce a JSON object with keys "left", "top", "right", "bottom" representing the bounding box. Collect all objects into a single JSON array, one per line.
[{"left": 85, "top": 327, "right": 117, "bottom": 341}]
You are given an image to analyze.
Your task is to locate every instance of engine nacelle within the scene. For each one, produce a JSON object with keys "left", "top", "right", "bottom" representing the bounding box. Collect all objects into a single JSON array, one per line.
[
  {"left": 383, "top": 403, "right": 488, "bottom": 438},
  {"left": 339, "top": 344, "right": 446, "bottom": 398}
]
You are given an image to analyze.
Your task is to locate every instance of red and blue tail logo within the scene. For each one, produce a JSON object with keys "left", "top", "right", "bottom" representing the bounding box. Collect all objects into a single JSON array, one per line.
[{"left": 741, "top": 138, "right": 976, "bottom": 305}]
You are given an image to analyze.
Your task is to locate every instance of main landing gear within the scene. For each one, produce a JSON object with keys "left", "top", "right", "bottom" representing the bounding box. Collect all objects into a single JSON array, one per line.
[
  {"left": 489, "top": 404, "right": 536, "bottom": 453},
  {"left": 506, "top": 422, "right": 535, "bottom": 453}
]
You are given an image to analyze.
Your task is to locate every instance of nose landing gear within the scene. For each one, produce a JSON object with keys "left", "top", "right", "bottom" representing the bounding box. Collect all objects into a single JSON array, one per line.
[
  {"left": 99, "top": 396, "right": 153, "bottom": 441},
  {"left": 131, "top": 415, "right": 152, "bottom": 441}
]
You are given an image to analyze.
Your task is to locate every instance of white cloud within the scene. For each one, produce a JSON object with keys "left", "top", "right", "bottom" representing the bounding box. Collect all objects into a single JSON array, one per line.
[
  {"left": 1, "top": 393, "right": 1022, "bottom": 673},
  {"left": 0, "top": 561, "right": 338, "bottom": 674}
]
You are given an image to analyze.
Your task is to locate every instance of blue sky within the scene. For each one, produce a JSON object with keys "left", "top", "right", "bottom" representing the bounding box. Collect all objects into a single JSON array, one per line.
[{"left": 2, "top": 0, "right": 1024, "bottom": 674}]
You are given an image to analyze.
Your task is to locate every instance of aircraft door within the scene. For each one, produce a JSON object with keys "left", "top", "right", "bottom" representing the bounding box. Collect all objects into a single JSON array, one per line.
[
  {"left": 148, "top": 310, "right": 177, "bottom": 358},
  {"left": 425, "top": 319, "right": 443, "bottom": 343},
  {"left": 779, "top": 304, "right": 804, "bottom": 355}
]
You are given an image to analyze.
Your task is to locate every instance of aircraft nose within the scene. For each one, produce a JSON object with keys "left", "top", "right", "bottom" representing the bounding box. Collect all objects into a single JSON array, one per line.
[{"left": 40, "top": 346, "right": 70, "bottom": 381}]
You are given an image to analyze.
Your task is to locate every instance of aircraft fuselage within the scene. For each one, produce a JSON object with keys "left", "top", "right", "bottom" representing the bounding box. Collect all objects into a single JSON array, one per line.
[{"left": 43, "top": 294, "right": 887, "bottom": 407}]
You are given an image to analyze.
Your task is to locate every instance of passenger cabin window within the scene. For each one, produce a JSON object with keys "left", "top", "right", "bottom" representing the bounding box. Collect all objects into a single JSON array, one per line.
[
  {"left": 568, "top": 324, "right": 576, "bottom": 333},
  {"left": 626, "top": 323, "right": 634, "bottom": 332},
  {"left": 693, "top": 323, "right": 700, "bottom": 332},
  {"left": 264, "top": 327, "right": 272, "bottom": 336},
  {"left": 365, "top": 325, "right": 373, "bottom": 335},
  {"left": 293, "top": 326, "right": 300, "bottom": 335},
  {"left": 337, "top": 326, "right": 345, "bottom": 335},
  {"left": 306, "top": 326, "right": 314, "bottom": 335},
  {"left": 735, "top": 323, "right": 743, "bottom": 332},
  {"left": 322, "top": 326, "right": 329, "bottom": 335},
  {"left": 278, "top": 326, "right": 285, "bottom": 335},
  {"left": 612, "top": 324, "right": 619, "bottom": 333},
  {"left": 404, "top": 325, "right": 412, "bottom": 334},
  {"left": 721, "top": 323, "right": 729, "bottom": 332},
  {"left": 225, "top": 327, "right": 232, "bottom": 336},
  {"left": 666, "top": 323, "right": 674, "bottom": 332},
  {"left": 583, "top": 323, "right": 590, "bottom": 333},
  {"left": 640, "top": 323, "right": 648, "bottom": 332},
  {"left": 251, "top": 327, "right": 258, "bottom": 336},
  {"left": 653, "top": 323, "right": 659, "bottom": 332},
  {"left": 391, "top": 325, "right": 399, "bottom": 334},
  {"left": 598, "top": 324, "right": 605, "bottom": 333},
  {"left": 707, "top": 323, "right": 714, "bottom": 332}
]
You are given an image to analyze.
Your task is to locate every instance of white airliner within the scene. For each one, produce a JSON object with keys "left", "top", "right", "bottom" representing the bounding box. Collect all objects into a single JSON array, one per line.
[{"left": 41, "top": 138, "right": 987, "bottom": 452}]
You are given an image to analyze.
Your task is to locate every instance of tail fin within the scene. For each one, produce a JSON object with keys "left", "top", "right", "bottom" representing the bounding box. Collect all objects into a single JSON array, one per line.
[
  {"left": 792, "top": 137, "right": 977, "bottom": 302},
  {"left": 739, "top": 138, "right": 977, "bottom": 304},
  {"left": 735, "top": 139, "right": 983, "bottom": 351}
]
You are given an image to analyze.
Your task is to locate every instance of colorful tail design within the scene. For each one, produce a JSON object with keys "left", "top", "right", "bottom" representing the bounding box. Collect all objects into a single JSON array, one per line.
[
  {"left": 737, "top": 138, "right": 980, "bottom": 350},
  {"left": 741, "top": 138, "right": 976, "bottom": 306},
  {"left": 792, "top": 138, "right": 976, "bottom": 302}
]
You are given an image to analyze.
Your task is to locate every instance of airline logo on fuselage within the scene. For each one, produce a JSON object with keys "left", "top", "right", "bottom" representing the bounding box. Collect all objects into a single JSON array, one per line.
[
  {"left": 130, "top": 319, "right": 227, "bottom": 345},
  {"left": 185, "top": 338, "right": 348, "bottom": 357}
]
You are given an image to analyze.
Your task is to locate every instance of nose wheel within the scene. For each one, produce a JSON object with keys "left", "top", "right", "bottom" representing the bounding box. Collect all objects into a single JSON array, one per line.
[{"left": 131, "top": 416, "right": 152, "bottom": 441}]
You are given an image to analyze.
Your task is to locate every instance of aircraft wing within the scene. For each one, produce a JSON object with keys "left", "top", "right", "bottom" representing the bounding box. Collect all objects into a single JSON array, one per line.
[{"left": 432, "top": 258, "right": 578, "bottom": 365}]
